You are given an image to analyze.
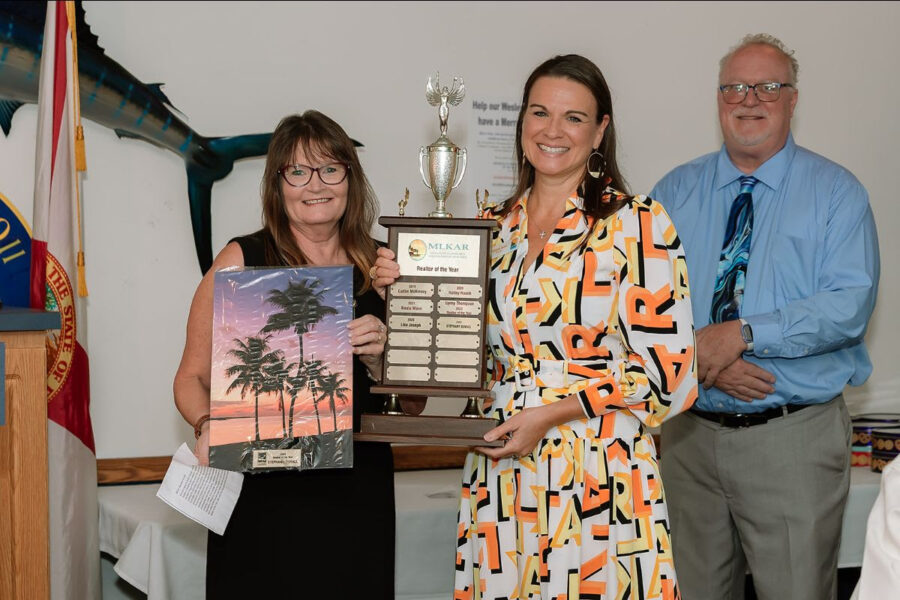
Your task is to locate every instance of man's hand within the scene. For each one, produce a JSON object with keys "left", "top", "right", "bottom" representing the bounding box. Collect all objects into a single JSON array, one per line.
[
  {"left": 712, "top": 358, "right": 775, "bottom": 402},
  {"left": 696, "top": 320, "right": 747, "bottom": 389}
]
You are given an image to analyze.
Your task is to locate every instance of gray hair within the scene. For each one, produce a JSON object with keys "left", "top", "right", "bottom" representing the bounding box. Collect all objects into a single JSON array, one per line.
[{"left": 719, "top": 33, "right": 799, "bottom": 85}]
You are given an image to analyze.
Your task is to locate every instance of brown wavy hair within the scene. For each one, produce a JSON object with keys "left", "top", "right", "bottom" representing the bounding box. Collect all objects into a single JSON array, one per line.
[
  {"left": 260, "top": 111, "right": 379, "bottom": 293},
  {"left": 499, "top": 54, "right": 629, "bottom": 224}
]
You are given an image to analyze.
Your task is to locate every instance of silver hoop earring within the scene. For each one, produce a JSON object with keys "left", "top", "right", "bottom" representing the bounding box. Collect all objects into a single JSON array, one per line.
[{"left": 587, "top": 150, "right": 605, "bottom": 179}]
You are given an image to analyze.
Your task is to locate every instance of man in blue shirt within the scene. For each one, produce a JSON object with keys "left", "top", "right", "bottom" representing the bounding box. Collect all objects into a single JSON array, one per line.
[{"left": 652, "top": 34, "right": 879, "bottom": 600}]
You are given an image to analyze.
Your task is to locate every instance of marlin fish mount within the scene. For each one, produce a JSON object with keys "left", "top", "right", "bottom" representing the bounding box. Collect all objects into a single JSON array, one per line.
[{"left": 0, "top": 1, "right": 360, "bottom": 273}]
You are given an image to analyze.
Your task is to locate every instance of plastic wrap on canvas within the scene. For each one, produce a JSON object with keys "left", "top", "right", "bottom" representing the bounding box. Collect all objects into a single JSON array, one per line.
[{"left": 209, "top": 265, "right": 355, "bottom": 472}]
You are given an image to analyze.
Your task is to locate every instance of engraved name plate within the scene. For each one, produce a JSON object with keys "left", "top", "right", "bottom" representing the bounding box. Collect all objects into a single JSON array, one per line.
[
  {"left": 252, "top": 449, "right": 302, "bottom": 468},
  {"left": 437, "top": 299, "right": 481, "bottom": 316},
  {"left": 438, "top": 283, "right": 483, "bottom": 299},
  {"left": 390, "top": 298, "right": 435, "bottom": 314},
  {"left": 392, "top": 282, "right": 435, "bottom": 297},
  {"left": 436, "top": 316, "right": 481, "bottom": 333},
  {"left": 390, "top": 315, "right": 434, "bottom": 331}
]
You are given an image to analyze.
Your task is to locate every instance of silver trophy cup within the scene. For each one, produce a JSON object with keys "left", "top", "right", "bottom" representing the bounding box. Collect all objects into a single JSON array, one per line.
[{"left": 419, "top": 73, "right": 467, "bottom": 218}]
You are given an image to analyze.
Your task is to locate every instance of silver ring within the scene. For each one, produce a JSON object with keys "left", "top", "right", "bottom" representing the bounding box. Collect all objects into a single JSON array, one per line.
[{"left": 378, "top": 324, "right": 386, "bottom": 333}]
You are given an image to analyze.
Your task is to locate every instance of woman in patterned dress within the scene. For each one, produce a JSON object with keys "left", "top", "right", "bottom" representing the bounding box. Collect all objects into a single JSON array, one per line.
[{"left": 373, "top": 55, "right": 697, "bottom": 599}]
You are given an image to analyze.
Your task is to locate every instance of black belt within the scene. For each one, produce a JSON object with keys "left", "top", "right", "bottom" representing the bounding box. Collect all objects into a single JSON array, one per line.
[{"left": 690, "top": 403, "right": 812, "bottom": 428}]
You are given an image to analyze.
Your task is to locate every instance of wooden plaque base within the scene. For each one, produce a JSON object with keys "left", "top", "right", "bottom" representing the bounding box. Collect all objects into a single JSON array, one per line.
[
  {"left": 356, "top": 414, "right": 504, "bottom": 447},
  {"left": 370, "top": 385, "right": 491, "bottom": 398}
]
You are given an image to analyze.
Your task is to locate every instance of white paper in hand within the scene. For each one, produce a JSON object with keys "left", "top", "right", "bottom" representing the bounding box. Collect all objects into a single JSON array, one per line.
[{"left": 156, "top": 443, "right": 243, "bottom": 535}]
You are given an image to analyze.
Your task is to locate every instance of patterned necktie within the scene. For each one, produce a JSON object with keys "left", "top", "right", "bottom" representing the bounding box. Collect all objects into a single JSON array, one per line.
[{"left": 711, "top": 176, "right": 757, "bottom": 323}]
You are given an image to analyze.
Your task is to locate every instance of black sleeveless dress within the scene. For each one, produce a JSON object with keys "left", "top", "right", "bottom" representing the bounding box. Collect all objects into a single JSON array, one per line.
[{"left": 206, "top": 230, "right": 394, "bottom": 599}]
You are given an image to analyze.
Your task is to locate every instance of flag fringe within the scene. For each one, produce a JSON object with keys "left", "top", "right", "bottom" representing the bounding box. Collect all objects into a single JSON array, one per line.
[
  {"left": 66, "top": 1, "right": 85, "bottom": 173},
  {"left": 75, "top": 125, "right": 86, "bottom": 171},
  {"left": 77, "top": 251, "right": 88, "bottom": 297},
  {"left": 68, "top": 1, "right": 88, "bottom": 296}
]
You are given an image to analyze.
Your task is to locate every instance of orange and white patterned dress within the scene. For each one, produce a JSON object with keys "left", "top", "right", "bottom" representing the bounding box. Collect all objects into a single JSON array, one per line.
[{"left": 454, "top": 189, "right": 697, "bottom": 600}]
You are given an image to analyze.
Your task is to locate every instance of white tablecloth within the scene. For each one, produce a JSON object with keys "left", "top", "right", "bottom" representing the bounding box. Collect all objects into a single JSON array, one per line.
[
  {"left": 98, "top": 466, "right": 881, "bottom": 599},
  {"left": 99, "top": 469, "right": 461, "bottom": 600},
  {"left": 839, "top": 468, "right": 883, "bottom": 569},
  {"left": 851, "top": 458, "right": 900, "bottom": 599}
]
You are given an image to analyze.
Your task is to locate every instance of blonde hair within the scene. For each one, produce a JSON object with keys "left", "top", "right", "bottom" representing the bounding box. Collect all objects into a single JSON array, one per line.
[{"left": 719, "top": 33, "right": 799, "bottom": 85}]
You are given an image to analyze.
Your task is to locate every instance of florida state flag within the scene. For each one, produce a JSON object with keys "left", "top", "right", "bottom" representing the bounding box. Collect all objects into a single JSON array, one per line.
[{"left": 29, "top": 2, "right": 100, "bottom": 598}]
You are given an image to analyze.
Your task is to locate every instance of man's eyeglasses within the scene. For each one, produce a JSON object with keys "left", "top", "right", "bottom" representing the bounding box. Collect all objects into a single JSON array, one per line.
[
  {"left": 278, "top": 163, "right": 350, "bottom": 187},
  {"left": 718, "top": 82, "right": 794, "bottom": 104}
]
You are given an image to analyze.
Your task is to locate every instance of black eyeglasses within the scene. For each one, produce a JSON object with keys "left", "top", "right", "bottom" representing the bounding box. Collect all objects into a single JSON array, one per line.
[
  {"left": 278, "top": 163, "right": 350, "bottom": 187},
  {"left": 718, "top": 82, "right": 794, "bottom": 104}
]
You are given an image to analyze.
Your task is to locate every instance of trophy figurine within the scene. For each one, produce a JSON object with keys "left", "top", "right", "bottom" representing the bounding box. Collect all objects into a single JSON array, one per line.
[
  {"left": 356, "top": 73, "right": 502, "bottom": 447},
  {"left": 420, "top": 74, "right": 467, "bottom": 218}
]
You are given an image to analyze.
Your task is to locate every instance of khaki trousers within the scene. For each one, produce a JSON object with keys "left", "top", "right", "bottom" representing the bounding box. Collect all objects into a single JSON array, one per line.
[{"left": 660, "top": 396, "right": 851, "bottom": 600}]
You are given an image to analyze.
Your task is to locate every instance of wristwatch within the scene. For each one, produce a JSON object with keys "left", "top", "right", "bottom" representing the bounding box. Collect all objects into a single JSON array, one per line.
[{"left": 739, "top": 318, "right": 754, "bottom": 353}]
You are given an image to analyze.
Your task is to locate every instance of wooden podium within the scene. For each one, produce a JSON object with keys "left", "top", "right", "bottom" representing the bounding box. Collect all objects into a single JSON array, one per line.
[{"left": 1, "top": 307, "right": 59, "bottom": 600}]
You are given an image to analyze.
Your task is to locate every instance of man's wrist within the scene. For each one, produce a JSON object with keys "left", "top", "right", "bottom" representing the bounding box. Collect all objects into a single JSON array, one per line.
[{"left": 739, "top": 318, "right": 754, "bottom": 353}]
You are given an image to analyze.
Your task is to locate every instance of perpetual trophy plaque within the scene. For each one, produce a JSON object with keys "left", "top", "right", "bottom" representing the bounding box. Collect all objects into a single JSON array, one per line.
[{"left": 357, "top": 74, "right": 502, "bottom": 447}]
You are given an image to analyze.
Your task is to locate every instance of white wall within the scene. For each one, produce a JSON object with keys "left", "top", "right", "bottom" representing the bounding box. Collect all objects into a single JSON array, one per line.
[{"left": 1, "top": 1, "right": 897, "bottom": 458}]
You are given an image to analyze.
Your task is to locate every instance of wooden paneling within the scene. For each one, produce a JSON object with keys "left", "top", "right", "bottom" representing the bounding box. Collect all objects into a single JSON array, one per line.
[
  {"left": 95, "top": 455, "right": 174, "bottom": 484},
  {"left": 96, "top": 437, "right": 661, "bottom": 483},
  {"left": 0, "top": 330, "right": 50, "bottom": 600},
  {"left": 97, "top": 443, "right": 470, "bottom": 484}
]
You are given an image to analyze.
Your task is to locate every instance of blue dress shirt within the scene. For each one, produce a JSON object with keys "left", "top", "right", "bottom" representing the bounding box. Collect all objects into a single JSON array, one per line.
[{"left": 651, "top": 134, "right": 880, "bottom": 413}]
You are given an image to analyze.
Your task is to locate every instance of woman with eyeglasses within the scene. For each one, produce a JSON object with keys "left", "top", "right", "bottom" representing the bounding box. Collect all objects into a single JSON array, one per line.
[
  {"left": 174, "top": 110, "right": 394, "bottom": 598},
  {"left": 374, "top": 54, "right": 698, "bottom": 599}
]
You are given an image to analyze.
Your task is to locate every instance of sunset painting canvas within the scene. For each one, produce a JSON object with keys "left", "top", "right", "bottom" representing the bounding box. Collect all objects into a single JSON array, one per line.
[{"left": 209, "top": 265, "right": 354, "bottom": 472}]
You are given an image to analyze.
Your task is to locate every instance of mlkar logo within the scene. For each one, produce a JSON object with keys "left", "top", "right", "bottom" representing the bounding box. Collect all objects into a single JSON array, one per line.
[
  {"left": 44, "top": 253, "right": 76, "bottom": 400},
  {"left": 408, "top": 239, "right": 427, "bottom": 261}
]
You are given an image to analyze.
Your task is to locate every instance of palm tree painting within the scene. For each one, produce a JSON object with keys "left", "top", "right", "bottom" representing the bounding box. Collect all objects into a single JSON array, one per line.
[
  {"left": 224, "top": 335, "right": 282, "bottom": 442},
  {"left": 319, "top": 372, "right": 350, "bottom": 432},
  {"left": 303, "top": 359, "right": 328, "bottom": 435},
  {"left": 261, "top": 357, "right": 292, "bottom": 437},
  {"left": 261, "top": 280, "right": 338, "bottom": 363},
  {"left": 284, "top": 364, "right": 309, "bottom": 439},
  {"left": 209, "top": 265, "right": 354, "bottom": 472}
]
